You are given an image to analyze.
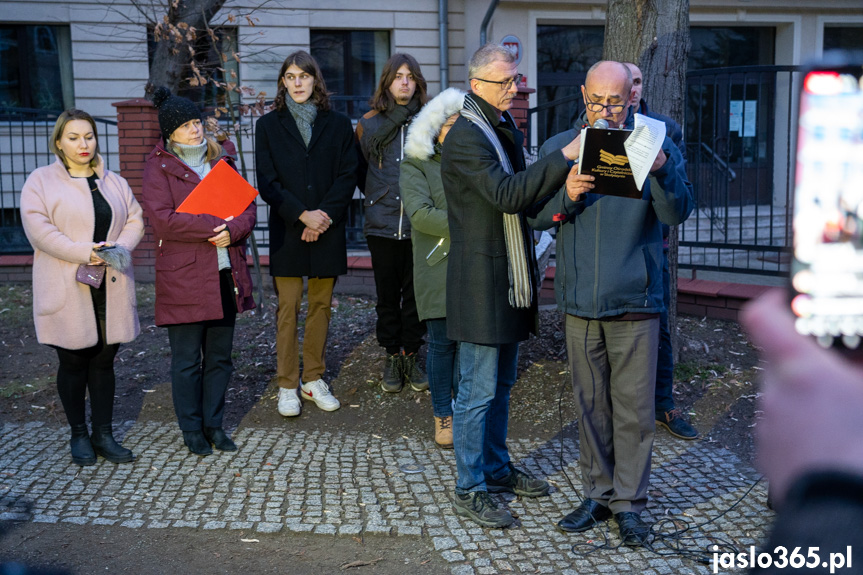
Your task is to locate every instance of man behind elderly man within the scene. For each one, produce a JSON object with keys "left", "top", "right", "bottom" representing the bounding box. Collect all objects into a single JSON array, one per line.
[
  {"left": 440, "top": 43, "right": 583, "bottom": 528},
  {"left": 530, "top": 60, "right": 693, "bottom": 545}
]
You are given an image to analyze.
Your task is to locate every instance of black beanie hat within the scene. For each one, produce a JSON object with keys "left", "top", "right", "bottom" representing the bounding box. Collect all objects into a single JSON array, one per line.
[{"left": 152, "top": 86, "right": 201, "bottom": 142}]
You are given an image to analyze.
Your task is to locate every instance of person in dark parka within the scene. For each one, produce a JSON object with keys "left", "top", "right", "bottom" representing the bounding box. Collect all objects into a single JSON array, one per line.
[{"left": 256, "top": 50, "right": 357, "bottom": 417}]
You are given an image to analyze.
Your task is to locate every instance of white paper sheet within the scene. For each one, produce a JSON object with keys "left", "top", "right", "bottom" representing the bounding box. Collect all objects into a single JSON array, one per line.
[{"left": 624, "top": 113, "right": 666, "bottom": 191}]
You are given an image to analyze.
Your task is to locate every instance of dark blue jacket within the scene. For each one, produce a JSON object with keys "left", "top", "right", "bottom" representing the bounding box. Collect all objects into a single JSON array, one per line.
[{"left": 528, "top": 112, "right": 693, "bottom": 319}]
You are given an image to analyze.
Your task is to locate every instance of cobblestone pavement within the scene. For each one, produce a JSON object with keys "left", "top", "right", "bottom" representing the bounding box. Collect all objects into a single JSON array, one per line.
[{"left": 0, "top": 421, "right": 770, "bottom": 574}]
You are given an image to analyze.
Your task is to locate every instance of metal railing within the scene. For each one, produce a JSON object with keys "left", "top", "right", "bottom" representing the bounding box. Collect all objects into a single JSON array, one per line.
[
  {"left": 3, "top": 66, "right": 802, "bottom": 277},
  {"left": 679, "top": 65, "right": 799, "bottom": 276},
  {"left": 0, "top": 108, "right": 118, "bottom": 254}
]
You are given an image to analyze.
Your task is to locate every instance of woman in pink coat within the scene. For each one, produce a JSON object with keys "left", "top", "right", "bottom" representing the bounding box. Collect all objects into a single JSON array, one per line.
[
  {"left": 20, "top": 108, "right": 144, "bottom": 467},
  {"left": 141, "top": 87, "right": 256, "bottom": 456}
]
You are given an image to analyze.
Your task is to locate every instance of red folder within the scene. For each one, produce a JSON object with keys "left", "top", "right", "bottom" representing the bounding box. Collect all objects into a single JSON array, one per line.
[{"left": 176, "top": 159, "right": 259, "bottom": 219}]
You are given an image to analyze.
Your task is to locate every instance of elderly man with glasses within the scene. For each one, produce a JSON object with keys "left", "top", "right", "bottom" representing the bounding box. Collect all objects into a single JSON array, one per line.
[
  {"left": 440, "top": 43, "right": 583, "bottom": 528},
  {"left": 528, "top": 60, "right": 693, "bottom": 546}
]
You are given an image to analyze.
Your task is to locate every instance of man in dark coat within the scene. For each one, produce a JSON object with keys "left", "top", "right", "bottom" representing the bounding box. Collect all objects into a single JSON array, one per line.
[
  {"left": 441, "top": 43, "right": 582, "bottom": 528},
  {"left": 623, "top": 62, "right": 699, "bottom": 441}
]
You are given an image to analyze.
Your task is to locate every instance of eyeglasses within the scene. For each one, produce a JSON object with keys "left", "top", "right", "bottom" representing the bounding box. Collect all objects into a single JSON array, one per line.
[
  {"left": 472, "top": 73, "right": 523, "bottom": 91},
  {"left": 585, "top": 101, "right": 627, "bottom": 114}
]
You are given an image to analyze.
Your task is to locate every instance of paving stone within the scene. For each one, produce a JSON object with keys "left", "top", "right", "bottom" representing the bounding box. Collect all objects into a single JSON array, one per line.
[
  {"left": 61, "top": 517, "right": 88, "bottom": 525},
  {"left": 257, "top": 522, "right": 283, "bottom": 533},
  {"left": 440, "top": 550, "right": 465, "bottom": 563},
  {"left": 434, "top": 536, "right": 457, "bottom": 551}
]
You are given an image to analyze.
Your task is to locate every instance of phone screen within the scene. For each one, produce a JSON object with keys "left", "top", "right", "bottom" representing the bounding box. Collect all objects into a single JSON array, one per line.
[{"left": 791, "top": 62, "right": 863, "bottom": 349}]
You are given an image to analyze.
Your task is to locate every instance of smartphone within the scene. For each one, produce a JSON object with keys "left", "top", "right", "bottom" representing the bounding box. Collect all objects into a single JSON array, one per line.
[{"left": 790, "top": 54, "right": 863, "bottom": 349}]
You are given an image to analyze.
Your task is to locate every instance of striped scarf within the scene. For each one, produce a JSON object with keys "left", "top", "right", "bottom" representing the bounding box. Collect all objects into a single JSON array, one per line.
[{"left": 460, "top": 94, "right": 533, "bottom": 309}]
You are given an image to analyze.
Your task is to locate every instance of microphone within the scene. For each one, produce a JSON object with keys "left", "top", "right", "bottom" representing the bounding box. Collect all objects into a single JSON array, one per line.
[{"left": 593, "top": 118, "right": 609, "bottom": 129}]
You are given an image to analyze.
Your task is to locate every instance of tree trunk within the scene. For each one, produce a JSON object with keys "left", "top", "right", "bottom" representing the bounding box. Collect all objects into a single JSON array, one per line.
[
  {"left": 603, "top": 0, "right": 690, "bottom": 363},
  {"left": 146, "top": 0, "right": 227, "bottom": 94}
]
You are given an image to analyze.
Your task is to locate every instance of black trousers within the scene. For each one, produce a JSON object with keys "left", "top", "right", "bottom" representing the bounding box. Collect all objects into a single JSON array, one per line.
[
  {"left": 53, "top": 284, "right": 119, "bottom": 428},
  {"left": 366, "top": 235, "right": 425, "bottom": 354},
  {"left": 54, "top": 320, "right": 119, "bottom": 427},
  {"left": 167, "top": 270, "right": 236, "bottom": 431}
]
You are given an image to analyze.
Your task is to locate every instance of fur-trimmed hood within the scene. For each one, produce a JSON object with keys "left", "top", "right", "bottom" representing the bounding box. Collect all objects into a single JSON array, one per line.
[{"left": 404, "top": 87, "right": 466, "bottom": 161}]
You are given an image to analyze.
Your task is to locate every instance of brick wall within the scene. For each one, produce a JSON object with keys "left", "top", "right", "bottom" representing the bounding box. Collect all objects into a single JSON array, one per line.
[
  {"left": 510, "top": 85, "right": 535, "bottom": 143},
  {"left": 539, "top": 267, "right": 770, "bottom": 322},
  {"left": 112, "top": 99, "right": 162, "bottom": 282},
  {"left": 0, "top": 255, "right": 34, "bottom": 282}
]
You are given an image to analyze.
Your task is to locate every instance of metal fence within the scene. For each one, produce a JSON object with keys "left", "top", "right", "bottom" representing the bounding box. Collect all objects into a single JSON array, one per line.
[
  {"left": 0, "top": 108, "right": 118, "bottom": 254},
  {"left": 2, "top": 69, "right": 801, "bottom": 276},
  {"left": 679, "top": 65, "right": 798, "bottom": 276}
]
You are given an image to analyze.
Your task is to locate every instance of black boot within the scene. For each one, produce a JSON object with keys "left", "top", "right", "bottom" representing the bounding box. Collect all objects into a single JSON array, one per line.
[
  {"left": 90, "top": 424, "right": 135, "bottom": 464},
  {"left": 203, "top": 427, "right": 237, "bottom": 452},
  {"left": 70, "top": 424, "right": 96, "bottom": 466},
  {"left": 183, "top": 430, "right": 213, "bottom": 456}
]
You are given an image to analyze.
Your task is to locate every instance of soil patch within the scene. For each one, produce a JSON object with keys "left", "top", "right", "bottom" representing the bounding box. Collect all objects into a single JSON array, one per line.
[{"left": 1, "top": 282, "right": 762, "bottom": 465}]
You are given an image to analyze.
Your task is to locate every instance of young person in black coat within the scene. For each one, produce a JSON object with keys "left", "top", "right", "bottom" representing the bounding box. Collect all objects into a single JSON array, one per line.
[{"left": 255, "top": 50, "right": 358, "bottom": 417}]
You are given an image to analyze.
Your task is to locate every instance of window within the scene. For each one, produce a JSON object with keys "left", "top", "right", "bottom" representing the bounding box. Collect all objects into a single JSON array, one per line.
[
  {"left": 824, "top": 26, "right": 863, "bottom": 53},
  {"left": 0, "top": 25, "right": 74, "bottom": 110},
  {"left": 535, "top": 25, "right": 604, "bottom": 147},
  {"left": 310, "top": 30, "right": 390, "bottom": 119},
  {"left": 689, "top": 27, "right": 775, "bottom": 71},
  {"left": 146, "top": 26, "right": 239, "bottom": 109}
]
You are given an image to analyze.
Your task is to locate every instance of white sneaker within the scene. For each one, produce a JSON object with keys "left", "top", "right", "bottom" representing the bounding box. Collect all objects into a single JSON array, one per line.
[
  {"left": 277, "top": 387, "right": 301, "bottom": 417},
  {"left": 300, "top": 379, "right": 341, "bottom": 412}
]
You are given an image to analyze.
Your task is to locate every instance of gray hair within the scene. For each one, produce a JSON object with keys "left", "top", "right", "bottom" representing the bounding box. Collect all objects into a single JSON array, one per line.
[{"left": 468, "top": 43, "right": 517, "bottom": 79}]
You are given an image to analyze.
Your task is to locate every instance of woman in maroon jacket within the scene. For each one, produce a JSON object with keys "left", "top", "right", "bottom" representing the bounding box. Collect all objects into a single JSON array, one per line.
[{"left": 141, "top": 87, "right": 256, "bottom": 456}]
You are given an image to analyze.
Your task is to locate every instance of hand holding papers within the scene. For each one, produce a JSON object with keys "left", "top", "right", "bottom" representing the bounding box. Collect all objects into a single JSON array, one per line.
[
  {"left": 176, "top": 159, "right": 259, "bottom": 219},
  {"left": 624, "top": 113, "right": 667, "bottom": 191},
  {"left": 576, "top": 113, "right": 667, "bottom": 199}
]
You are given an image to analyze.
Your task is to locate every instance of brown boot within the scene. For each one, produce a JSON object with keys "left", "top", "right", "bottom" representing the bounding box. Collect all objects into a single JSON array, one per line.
[{"left": 434, "top": 416, "right": 453, "bottom": 449}]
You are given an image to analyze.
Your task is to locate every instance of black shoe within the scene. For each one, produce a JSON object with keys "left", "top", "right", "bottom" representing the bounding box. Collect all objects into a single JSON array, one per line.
[
  {"left": 204, "top": 427, "right": 237, "bottom": 452},
  {"left": 381, "top": 353, "right": 404, "bottom": 393},
  {"left": 487, "top": 463, "right": 550, "bottom": 497},
  {"left": 69, "top": 424, "right": 96, "bottom": 466},
  {"left": 90, "top": 424, "right": 134, "bottom": 464},
  {"left": 656, "top": 408, "right": 699, "bottom": 440},
  {"left": 557, "top": 499, "right": 612, "bottom": 533},
  {"left": 614, "top": 511, "right": 650, "bottom": 546},
  {"left": 403, "top": 353, "right": 429, "bottom": 392},
  {"left": 183, "top": 430, "right": 213, "bottom": 456},
  {"left": 452, "top": 491, "right": 514, "bottom": 528}
]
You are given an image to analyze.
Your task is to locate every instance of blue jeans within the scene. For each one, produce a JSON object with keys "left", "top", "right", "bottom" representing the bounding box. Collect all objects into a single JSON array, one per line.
[
  {"left": 655, "top": 249, "right": 675, "bottom": 413},
  {"left": 453, "top": 341, "right": 518, "bottom": 493},
  {"left": 425, "top": 318, "right": 458, "bottom": 418}
]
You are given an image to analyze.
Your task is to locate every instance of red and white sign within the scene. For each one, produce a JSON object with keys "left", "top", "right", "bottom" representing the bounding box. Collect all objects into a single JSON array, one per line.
[{"left": 501, "top": 35, "right": 522, "bottom": 66}]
